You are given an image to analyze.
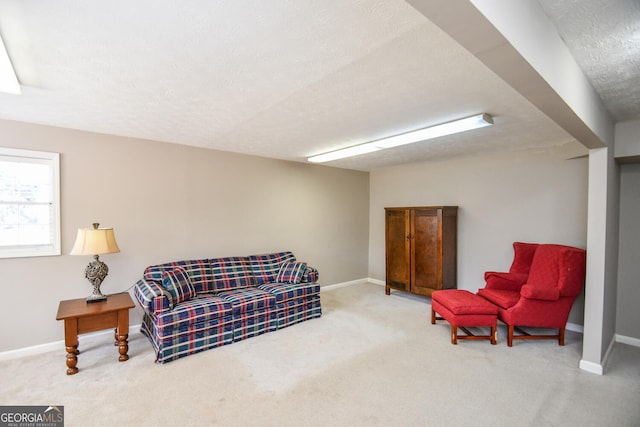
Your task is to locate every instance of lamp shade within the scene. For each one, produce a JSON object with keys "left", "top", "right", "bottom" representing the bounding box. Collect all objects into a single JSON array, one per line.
[{"left": 70, "top": 226, "right": 120, "bottom": 256}]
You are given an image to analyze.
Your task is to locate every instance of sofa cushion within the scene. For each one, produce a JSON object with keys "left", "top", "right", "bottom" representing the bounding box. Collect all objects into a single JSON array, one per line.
[
  {"left": 276, "top": 262, "right": 307, "bottom": 284},
  {"left": 217, "top": 288, "right": 276, "bottom": 315},
  {"left": 154, "top": 294, "right": 233, "bottom": 333},
  {"left": 209, "top": 257, "right": 255, "bottom": 291},
  {"left": 145, "top": 259, "right": 214, "bottom": 293},
  {"left": 247, "top": 251, "right": 296, "bottom": 284},
  {"left": 258, "top": 282, "right": 320, "bottom": 303},
  {"left": 161, "top": 268, "right": 196, "bottom": 307}
]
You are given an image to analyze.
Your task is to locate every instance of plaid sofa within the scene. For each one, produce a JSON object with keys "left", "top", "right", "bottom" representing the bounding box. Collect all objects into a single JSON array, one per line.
[{"left": 134, "top": 251, "right": 321, "bottom": 363}]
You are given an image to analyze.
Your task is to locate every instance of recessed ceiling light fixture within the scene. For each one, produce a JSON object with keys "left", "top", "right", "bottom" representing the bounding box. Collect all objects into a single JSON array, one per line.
[
  {"left": 0, "top": 34, "right": 20, "bottom": 95},
  {"left": 308, "top": 113, "right": 494, "bottom": 163}
]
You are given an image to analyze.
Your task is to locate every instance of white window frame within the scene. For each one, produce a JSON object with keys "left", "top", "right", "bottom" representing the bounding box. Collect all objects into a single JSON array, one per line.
[{"left": 0, "top": 147, "right": 61, "bottom": 258}]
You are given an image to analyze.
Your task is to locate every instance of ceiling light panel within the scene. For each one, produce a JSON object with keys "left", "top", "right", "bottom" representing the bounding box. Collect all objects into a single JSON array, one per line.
[{"left": 308, "top": 113, "right": 493, "bottom": 163}]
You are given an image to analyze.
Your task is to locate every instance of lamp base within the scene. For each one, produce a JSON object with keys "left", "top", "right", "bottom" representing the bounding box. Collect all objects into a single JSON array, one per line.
[
  {"left": 84, "top": 255, "right": 109, "bottom": 303},
  {"left": 86, "top": 293, "right": 108, "bottom": 303}
]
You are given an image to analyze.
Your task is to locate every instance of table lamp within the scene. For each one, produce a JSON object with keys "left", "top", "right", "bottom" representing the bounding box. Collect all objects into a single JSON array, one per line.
[{"left": 70, "top": 223, "right": 120, "bottom": 303}]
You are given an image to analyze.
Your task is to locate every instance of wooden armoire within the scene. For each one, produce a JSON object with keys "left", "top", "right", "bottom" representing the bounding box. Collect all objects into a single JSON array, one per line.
[{"left": 385, "top": 206, "right": 458, "bottom": 297}]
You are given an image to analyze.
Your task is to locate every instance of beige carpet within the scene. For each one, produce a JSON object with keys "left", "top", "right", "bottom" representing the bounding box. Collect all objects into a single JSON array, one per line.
[{"left": 1, "top": 282, "right": 639, "bottom": 427}]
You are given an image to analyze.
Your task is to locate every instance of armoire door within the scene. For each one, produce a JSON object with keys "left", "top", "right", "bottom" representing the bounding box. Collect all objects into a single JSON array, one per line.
[
  {"left": 385, "top": 208, "right": 410, "bottom": 294},
  {"left": 411, "top": 208, "right": 441, "bottom": 296}
]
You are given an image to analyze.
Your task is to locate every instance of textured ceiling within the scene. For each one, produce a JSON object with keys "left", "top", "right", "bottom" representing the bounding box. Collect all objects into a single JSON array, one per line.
[
  {"left": 537, "top": 0, "right": 640, "bottom": 122},
  {"left": 0, "top": 1, "right": 636, "bottom": 171}
]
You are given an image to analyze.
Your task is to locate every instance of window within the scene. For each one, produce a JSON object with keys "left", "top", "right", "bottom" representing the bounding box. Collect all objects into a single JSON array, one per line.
[{"left": 0, "top": 147, "right": 60, "bottom": 258}]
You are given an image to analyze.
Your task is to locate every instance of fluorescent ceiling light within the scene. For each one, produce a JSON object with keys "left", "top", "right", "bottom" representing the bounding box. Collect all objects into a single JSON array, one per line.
[
  {"left": 308, "top": 113, "right": 493, "bottom": 163},
  {"left": 306, "top": 143, "right": 382, "bottom": 163},
  {"left": 0, "top": 34, "right": 20, "bottom": 95}
]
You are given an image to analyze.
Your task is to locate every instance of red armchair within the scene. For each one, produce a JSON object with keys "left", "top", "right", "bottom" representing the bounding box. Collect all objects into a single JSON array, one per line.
[{"left": 478, "top": 242, "right": 586, "bottom": 346}]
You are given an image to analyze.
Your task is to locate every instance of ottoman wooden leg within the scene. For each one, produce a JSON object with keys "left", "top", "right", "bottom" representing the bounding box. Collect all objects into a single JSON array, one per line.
[
  {"left": 451, "top": 325, "right": 458, "bottom": 345},
  {"left": 431, "top": 308, "right": 436, "bottom": 325},
  {"left": 491, "top": 325, "right": 497, "bottom": 345}
]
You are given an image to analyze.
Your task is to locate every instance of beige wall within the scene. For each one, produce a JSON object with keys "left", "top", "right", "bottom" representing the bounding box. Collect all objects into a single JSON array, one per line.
[
  {"left": 368, "top": 145, "right": 589, "bottom": 325},
  {"left": 0, "top": 119, "right": 369, "bottom": 352},
  {"left": 0, "top": 117, "right": 604, "bottom": 352}
]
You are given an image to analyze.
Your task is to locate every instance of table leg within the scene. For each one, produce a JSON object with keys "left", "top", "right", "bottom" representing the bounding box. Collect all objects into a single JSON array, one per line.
[
  {"left": 65, "top": 345, "right": 79, "bottom": 375},
  {"left": 64, "top": 319, "right": 79, "bottom": 375},
  {"left": 117, "top": 308, "right": 130, "bottom": 362},
  {"left": 116, "top": 334, "right": 129, "bottom": 361}
]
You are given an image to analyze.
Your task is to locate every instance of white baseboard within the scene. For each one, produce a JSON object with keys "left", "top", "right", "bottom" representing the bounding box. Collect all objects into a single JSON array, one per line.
[
  {"left": 321, "top": 278, "right": 370, "bottom": 291},
  {"left": 579, "top": 359, "right": 604, "bottom": 375},
  {"left": 616, "top": 334, "right": 640, "bottom": 347},
  {"left": 0, "top": 325, "right": 142, "bottom": 362},
  {"left": 0, "top": 340, "right": 65, "bottom": 362},
  {"left": 566, "top": 322, "right": 584, "bottom": 333},
  {"left": 367, "top": 278, "right": 385, "bottom": 287},
  {"left": 320, "top": 278, "right": 387, "bottom": 291},
  {"left": 579, "top": 333, "right": 617, "bottom": 376}
]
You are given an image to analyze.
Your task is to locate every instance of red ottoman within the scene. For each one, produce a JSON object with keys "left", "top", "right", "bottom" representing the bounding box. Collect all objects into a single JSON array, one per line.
[{"left": 431, "top": 290, "right": 498, "bottom": 345}]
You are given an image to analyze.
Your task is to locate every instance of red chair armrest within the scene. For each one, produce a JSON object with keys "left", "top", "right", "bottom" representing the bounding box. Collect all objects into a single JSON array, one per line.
[
  {"left": 484, "top": 272, "right": 528, "bottom": 291},
  {"left": 520, "top": 284, "right": 560, "bottom": 301}
]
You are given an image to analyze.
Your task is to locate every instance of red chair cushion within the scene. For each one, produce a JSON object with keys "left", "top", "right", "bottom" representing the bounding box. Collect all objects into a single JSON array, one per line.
[
  {"left": 483, "top": 271, "right": 528, "bottom": 291},
  {"left": 477, "top": 288, "right": 520, "bottom": 310}
]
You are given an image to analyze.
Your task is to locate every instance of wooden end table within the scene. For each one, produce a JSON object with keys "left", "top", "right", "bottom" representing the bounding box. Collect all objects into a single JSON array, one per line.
[{"left": 56, "top": 292, "right": 135, "bottom": 375}]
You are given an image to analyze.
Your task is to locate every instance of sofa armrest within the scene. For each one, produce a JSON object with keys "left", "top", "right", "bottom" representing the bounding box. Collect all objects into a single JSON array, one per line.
[
  {"left": 520, "top": 284, "right": 560, "bottom": 301},
  {"left": 134, "top": 279, "right": 173, "bottom": 315},
  {"left": 483, "top": 271, "right": 528, "bottom": 292},
  {"left": 302, "top": 266, "right": 319, "bottom": 283}
]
